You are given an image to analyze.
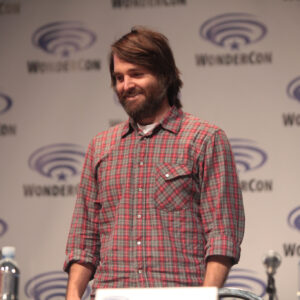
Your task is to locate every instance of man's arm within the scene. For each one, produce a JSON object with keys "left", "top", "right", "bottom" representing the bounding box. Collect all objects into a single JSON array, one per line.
[
  {"left": 66, "top": 262, "right": 95, "bottom": 300},
  {"left": 202, "top": 255, "right": 233, "bottom": 287},
  {"left": 198, "top": 129, "right": 245, "bottom": 285}
]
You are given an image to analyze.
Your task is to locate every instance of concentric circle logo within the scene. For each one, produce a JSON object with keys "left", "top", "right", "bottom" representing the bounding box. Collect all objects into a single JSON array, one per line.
[
  {"left": 225, "top": 268, "right": 266, "bottom": 297},
  {"left": 28, "top": 143, "right": 85, "bottom": 181},
  {"left": 287, "top": 206, "right": 300, "bottom": 232},
  {"left": 287, "top": 76, "right": 300, "bottom": 102},
  {"left": 32, "top": 21, "right": 97, "bottom": 57},
  {"left": 230, "top": 138, "right": 268, "bottom": 173},
  {"left": 0, "top": 219, "right": 8, "bottom": 238},
  {"left": 25, "top": 271, "right": 91, "bottom": 300},
  {"left": 200, "top": 13, "right": 267, "bottom": 50},
  {"left": 0, "top": 93, "right": 13, "bottom": 115}
]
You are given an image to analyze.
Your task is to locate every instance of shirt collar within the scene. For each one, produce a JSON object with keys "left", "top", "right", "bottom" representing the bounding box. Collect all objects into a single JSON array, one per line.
[
  {"left": 121, "top": 106, "right": 183, "bottom": 138},
  {"left": 160, "top": 106, "right": 183, "bottom": 134},
  {"left": 121, "top": 120, "right": 133, "bottom": 138}
]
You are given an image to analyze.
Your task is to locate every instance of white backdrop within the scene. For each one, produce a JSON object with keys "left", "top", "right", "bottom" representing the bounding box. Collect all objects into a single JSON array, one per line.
[{"left": 1, "top": 0, "right": 300, "bottom": 299}]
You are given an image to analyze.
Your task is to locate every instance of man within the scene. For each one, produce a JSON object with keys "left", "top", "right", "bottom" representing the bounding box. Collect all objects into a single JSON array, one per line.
[{"left": 64, "top": 27, "right": 245, "bottom": 300}]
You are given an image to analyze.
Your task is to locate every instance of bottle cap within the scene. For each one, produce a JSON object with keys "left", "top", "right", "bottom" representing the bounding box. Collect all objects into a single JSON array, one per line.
[{"left": 1, "top": 246, "right": 16, "bottom": 259}]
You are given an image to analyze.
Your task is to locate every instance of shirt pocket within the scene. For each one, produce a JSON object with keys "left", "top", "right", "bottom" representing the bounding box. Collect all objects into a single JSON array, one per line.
[{"left": 154, "top": 163, "right": 193, "bottom": 211}]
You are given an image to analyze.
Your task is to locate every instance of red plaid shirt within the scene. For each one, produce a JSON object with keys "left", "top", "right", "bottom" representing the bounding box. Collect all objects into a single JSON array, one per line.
[{"left": 64, "top": 106, "right": 244, "bottom": 296}]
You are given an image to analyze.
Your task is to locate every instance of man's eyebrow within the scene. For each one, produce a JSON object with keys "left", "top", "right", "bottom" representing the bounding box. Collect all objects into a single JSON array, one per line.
[{"left": 113, "top": 67, "right": 147, "bottom": 75}]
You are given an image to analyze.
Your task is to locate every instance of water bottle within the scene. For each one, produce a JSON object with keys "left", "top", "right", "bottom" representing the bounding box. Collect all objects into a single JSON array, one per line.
[
  {"left": 298, "top": 260, "right": 300, "bottom": 300},
  {"left": 0, "top": 246, "right": 19, "bottom": 300}
]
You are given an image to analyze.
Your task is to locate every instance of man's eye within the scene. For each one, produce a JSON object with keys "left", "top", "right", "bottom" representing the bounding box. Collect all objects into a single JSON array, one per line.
[
  {"left": 115, "top": 76, "right": 123, "bottom": 82},
  {"left": 132, "top": 73, "right": 143, "bottom": 77}
]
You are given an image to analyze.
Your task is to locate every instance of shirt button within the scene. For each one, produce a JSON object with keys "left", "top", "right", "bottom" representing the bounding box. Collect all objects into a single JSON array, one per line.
[
  {"left": 137, "top": 214, "right": 142, "bottom": 219},
  {"left": 165, "top": 173, "right": 170, "bottom": 178},
  {"left": 139, "top": 161, "right": 144, "bottom": 166},
  {"left": 138, "top": 187, "right": 143, "bottom": 192},
  {"left": 138, "top": 269, "right": 142, "bottom": 274},
  {"left": 137, "top": 241, "right": 141, "bottom": 246}
]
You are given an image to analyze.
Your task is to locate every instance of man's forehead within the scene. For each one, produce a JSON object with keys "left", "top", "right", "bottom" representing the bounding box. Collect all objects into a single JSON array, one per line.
[{"left": 113, "top": 54, "right": 149, "bottom": 73}]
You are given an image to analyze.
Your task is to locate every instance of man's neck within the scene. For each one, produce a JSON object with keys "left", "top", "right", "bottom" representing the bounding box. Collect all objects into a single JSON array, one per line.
[{"left": 138, "top": 98, "right": 171, "bottom": 125}]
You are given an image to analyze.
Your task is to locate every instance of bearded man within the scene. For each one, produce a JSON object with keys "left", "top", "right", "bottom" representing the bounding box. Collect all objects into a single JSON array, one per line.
[{"left": 64, "top": 27, "right": 245, "bottom": 300}]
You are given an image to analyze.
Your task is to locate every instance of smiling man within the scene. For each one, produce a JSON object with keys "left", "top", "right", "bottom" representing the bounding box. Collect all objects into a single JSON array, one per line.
[
  {"left": 113, "top": 55, "right": 169, "bottom": 125},
  {"left": 64, "top": 27, "right": 245, "bottom": 300}
]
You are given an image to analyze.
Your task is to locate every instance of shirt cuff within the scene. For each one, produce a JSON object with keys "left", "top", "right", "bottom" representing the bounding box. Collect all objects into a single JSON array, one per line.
[
  {"left": 63, "top": 249, "right": 99, "bottom": 276},
  {"left": 205, "top": 235, "right": 241, "bottom": 265}
]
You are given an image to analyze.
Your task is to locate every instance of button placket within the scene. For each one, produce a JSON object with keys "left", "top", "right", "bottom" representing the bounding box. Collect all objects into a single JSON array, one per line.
[{"left": 135, "top": 136, "right": 147, "bottom": 276}]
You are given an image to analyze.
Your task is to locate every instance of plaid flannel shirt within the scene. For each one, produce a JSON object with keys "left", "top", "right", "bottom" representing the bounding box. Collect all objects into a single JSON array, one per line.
[{"left": 64, "top": 106, "right": 244, "bottom": 295}]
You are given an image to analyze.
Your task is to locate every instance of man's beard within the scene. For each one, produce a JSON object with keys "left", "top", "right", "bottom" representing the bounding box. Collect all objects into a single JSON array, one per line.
[{"left": 117, "top": 82, "right": 167, "bottom": 123}]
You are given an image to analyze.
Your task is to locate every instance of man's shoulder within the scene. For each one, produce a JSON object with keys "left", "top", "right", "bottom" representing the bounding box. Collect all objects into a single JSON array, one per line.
[
  {"left": 90, "top": 121, "right": 128, "bottom": 151},
  {"left": 181, "top": 111, "right": 221, "bottom": 135},
  {"left": 180, "top": 111, "right": 230, "bottom": 150},
  {"left": 94, "top": 121, "right": 127, "bottom": 139}
]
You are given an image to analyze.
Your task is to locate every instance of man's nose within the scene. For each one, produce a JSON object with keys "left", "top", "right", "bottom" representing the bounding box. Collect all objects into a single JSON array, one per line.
[{"left": 123, "top": 76, "right": 135, "bottom": 91}]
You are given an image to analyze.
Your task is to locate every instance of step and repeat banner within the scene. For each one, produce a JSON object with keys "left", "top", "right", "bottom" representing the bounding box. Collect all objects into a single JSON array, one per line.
[{"left": 1, "top": 0, "right": 299, "bottom": 299}]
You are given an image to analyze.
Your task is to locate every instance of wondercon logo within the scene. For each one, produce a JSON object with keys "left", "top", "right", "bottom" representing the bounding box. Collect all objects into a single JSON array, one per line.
[
  {"left": 287, "top": 206, "right": 300, "bottom": 232},
  {"left": 25, "top": 271, "right": 91, "bottom": 300},
  {"left": 200, "top": 13, "right": 267, "bottom": 50},
  {"left": 230, "top": 139, "right": 268, "bottom": 173},
  {"left": 0, "top": 93, "right": 13, "bottom": 115},
  {"left": 287, "top": 76, "right": 300, "bottom": 102},
  {"left": 32, "top": 21, "right": 97, "bottom": 57},
  {"left": 0, "top": 219, "right": 8, "bottom": 238},
  {"left": 225, "top": 268, "right": 266, "bottom": 297},
  {"left": 28, "top": 143, "right": 85, "bottom": 181}
]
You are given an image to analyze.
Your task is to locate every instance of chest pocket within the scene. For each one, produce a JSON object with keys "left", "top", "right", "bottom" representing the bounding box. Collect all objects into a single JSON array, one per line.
[{"left": 154, "top": 163, "right": 193, "bottom": 211}]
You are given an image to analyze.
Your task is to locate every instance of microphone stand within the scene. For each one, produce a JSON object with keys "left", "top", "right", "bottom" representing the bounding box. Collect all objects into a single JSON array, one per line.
[
  {"left": 262, "top": 250, "right": 281, "bottom": 300},
  {"left": 266, "top": 273, "right": 277, "bottom": 300}
]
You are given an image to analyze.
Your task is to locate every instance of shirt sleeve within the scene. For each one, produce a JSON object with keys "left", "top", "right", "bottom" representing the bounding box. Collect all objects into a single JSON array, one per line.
[
  {"left": 198, "top": 129, "right": 245, "bottom": 264},
  {"left": 63, "top": 138, "right": 100, "bottom": 275}
]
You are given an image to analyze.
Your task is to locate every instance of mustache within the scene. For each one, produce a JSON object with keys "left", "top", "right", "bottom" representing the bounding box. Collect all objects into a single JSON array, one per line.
[{"left": 120, "top": 87, "right": 144, "bottom": 99}]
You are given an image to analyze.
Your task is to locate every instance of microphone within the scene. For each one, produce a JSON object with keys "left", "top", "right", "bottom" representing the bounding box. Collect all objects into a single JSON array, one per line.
[{"left": 262, "top": 250, "right": 281, "bottom": 276}]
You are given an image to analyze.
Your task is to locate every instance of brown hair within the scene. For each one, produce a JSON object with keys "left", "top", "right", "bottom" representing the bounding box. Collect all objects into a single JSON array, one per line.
[{"left": 110, "top": 26, "right": 183, "bottom": 108}]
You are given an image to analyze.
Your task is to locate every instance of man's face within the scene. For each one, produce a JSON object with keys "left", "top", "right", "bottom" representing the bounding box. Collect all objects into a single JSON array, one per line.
[{"left": 113, "top": 54, "right": 167, "bottom": 123}]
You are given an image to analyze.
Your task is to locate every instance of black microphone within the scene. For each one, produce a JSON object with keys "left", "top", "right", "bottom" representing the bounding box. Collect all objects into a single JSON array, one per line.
[{"left": 262, "top": 250, "right": 281, "bottom": 276}]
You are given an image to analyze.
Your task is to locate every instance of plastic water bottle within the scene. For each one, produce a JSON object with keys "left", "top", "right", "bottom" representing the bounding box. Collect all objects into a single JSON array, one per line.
[
  {"left": 0, "top": 246, "right": 19, "bottom": 300},
  {"left": 298, "top": 260, "right": 300, "bottom": 300}
]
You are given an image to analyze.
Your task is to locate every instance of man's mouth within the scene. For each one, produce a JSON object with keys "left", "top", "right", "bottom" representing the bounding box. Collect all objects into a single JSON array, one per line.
[{"left": 124, "top": 93, "right": 142, "bottom": 101}]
